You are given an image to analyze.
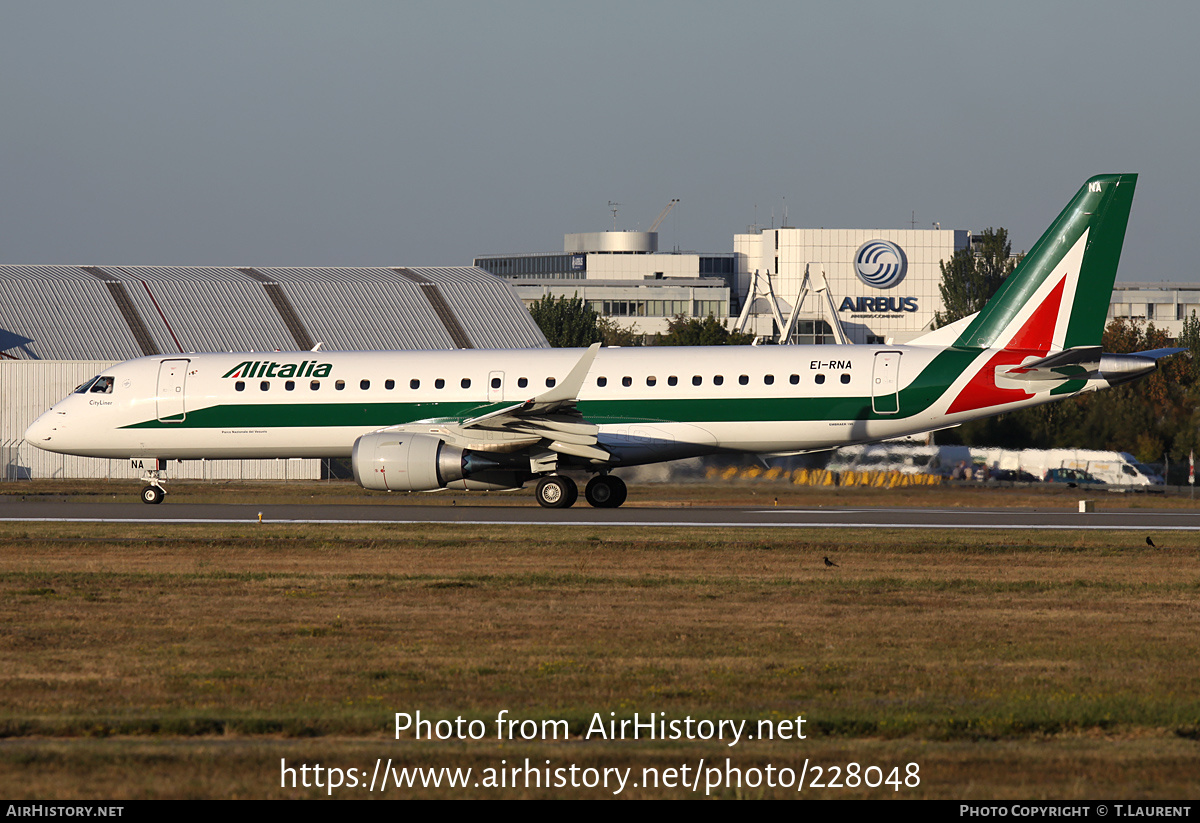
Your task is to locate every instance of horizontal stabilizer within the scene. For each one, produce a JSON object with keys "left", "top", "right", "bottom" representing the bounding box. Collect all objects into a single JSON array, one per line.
[
  {"left": 1130, "top": 347, "right": 1188, "bottom": 361},
  {"left": 999, "top": 346, "right": 1102, "bottom": 382}
]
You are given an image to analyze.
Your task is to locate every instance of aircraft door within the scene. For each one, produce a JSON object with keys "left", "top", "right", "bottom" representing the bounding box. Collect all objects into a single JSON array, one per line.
[
  {"left": 871, "top": 352, "right": 901, "bottom": 414},
  {"left": 488, "top": 370, "right": 505, "bottom": 402},
  {"left": 157, "top": 359, "right": 190, "bottom": 422}
]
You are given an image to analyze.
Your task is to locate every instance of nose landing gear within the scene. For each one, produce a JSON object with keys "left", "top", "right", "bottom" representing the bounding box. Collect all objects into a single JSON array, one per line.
[
  {"left": 136, "top": 459, "right": 167, "bottom": 504},
  {"left": 140, "top": 484, "right": 165, "bottom": 505}
]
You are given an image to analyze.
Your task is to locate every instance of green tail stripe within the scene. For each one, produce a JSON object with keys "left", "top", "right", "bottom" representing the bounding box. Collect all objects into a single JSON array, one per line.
[{"left": 955, "top": 174, "right": 1137, "bottom": 349}]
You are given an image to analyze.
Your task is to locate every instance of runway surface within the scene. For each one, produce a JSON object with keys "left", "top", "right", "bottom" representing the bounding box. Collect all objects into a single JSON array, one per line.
[{"left": 3, "top": 497, "right": 1200, "bottom": 530}]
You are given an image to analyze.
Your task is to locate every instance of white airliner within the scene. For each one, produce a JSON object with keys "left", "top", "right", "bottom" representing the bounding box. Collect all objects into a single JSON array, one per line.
[{"left": 26, "top": 174, "right": 1176, "bottom": 508}]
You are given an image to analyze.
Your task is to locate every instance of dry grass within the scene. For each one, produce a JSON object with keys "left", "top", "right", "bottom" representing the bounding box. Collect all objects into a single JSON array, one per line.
[{"left": 1, "top": 499, "right": 1199, "bottom": 797}]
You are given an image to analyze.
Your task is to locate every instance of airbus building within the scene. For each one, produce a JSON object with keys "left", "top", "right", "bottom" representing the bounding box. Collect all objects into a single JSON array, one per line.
[
  {"left": 732, "top": 227, "right": 968, "bottom": 344},
  {"left": 477, "top": 222, "right": 969, "bottom": 344}
]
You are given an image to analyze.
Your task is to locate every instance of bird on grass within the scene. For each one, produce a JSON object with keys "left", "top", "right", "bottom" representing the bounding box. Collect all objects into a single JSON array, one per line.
[
  {"left": 1146, "top": 536, "right": 1156, "bottom": 548},
  {"left": 824, "top": 556, "right": 839, "bottom": 568}
]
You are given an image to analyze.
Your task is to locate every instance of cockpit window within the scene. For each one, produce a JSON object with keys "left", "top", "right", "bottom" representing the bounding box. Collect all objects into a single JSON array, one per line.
[{"left": 74, "top": 376, "right": 114, "bottom": 394}]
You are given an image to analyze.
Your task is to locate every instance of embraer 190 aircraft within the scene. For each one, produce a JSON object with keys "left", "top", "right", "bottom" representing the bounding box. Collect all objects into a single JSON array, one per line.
[{"left": 26, "top": 174, "right": 1178, "bottom": 508}]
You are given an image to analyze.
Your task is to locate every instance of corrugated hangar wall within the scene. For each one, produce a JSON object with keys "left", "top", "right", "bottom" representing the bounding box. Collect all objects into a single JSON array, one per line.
[{"left": 0, "top": 266, "right": 548, "bottom": 480}]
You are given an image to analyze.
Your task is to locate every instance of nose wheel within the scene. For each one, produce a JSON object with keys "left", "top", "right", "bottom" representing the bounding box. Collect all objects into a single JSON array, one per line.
[
  {"left": 585, "top": 475, "right": 627, "bottom": 508},
  {"left": 138, "top": 459, "right": 167, "bottom": 504}
]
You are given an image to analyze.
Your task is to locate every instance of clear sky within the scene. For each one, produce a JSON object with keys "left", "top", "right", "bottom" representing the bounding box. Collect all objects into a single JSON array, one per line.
[{"left": 1, "top": 1, "right": 1195, "bottom": 280}]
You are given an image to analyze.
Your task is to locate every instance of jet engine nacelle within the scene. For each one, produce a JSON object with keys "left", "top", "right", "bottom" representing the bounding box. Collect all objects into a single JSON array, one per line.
[{"left": 351, "top": 431, "right": 527, "bottom": 492}]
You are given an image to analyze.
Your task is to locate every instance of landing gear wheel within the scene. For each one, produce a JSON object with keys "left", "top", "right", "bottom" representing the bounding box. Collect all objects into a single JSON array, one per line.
[
  {"left": 140, "top": 485, "right": 165, "bottom": 505},
  {"left": 585, "top": 475, "right": 627, "bottom": 508},
  {"left": 535, "top": 475, "right": 578, "bottom": 508}
]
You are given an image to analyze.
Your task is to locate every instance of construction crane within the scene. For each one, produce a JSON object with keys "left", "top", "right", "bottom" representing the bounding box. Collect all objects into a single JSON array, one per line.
[{"left": 648, "top": 199, "right": 679, "bottom": 233}]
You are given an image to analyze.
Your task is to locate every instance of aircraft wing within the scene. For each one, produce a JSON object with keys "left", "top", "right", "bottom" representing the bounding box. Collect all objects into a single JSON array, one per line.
[{"left": 459, "top": 343, "right": 609, "bottom": 462}]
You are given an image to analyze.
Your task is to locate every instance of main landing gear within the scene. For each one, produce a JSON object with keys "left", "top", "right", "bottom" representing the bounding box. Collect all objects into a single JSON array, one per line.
[
  {"left": 585, "top": 474, "right": 627, "bottom": 508},
  {"left": 533, "top": 474, "right": 627, "bottom": 509}
]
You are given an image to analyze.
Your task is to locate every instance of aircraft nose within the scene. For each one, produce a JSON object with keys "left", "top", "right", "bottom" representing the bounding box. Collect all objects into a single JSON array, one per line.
[{"left": 25, "top": 409, "right": 66, "bottom": 449}]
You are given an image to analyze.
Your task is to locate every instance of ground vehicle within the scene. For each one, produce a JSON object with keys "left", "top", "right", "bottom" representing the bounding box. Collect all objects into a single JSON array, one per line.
[{"left": 1045, "top": 468, "right": 1104, "bottom": 485}]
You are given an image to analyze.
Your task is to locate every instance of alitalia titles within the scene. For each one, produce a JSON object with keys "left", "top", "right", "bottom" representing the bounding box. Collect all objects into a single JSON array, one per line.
[{"left": 222, "top": 360, "right": 332, "bottom": 379}]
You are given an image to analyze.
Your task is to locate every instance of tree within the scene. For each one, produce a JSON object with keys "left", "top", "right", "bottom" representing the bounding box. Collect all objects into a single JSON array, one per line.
[
  {"left": 933, "top": 228, "right": 1021, "bottom": 328},
  {"left": 654, "top": 315, "right": 754, "bottom": 346},
  {"left": 527, "top": 295, "right": 603, "bottom": 348},
  {"left": 596, "top": 316, "right": 644, "bottom": 347}
]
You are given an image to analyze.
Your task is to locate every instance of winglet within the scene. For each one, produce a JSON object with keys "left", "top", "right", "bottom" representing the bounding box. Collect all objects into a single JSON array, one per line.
[
  {"left": 534, "top": 342, "right": 601, "bottom": 404},
  {"left": 460, "top": 342, "right": 601, "bottom": 428}
]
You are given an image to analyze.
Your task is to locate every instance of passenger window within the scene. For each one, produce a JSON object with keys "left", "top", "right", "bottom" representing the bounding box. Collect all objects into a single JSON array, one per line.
[
  {"left": 713, "top": 375, "right": 724, "bottom": 386},
  {"left": 411, "top": 379, "right": 420, "bottom": 389},
  {"left": 385, "top": 379, "right": 395, "bottom": 390},
  {"left": 668, "top": 376, "right": 678, "bottom": 386},
  {"left": 336, "top": 380, "right": 346, "bottom": 391},
  {"left": 692, "top": 376, "right": 702, "bottom": 386},
  {"left": 285, "top": 380, "right": 295, "bottom": 391},
  {"left": 646, "top": 376, "right": 657, "bottom": 387},
  {"left": 236, "top": 381, "right": 245, "bottom": 392},
  {"left": 597, "top": 377, "right": 608, "bottom": 387},
  {"left": 435, "top": 379, "right": 445, "bottom": 389},
  {"left": 461, "top": 378, "right": 471, "bottom": 389},
  {"left": 546, "top": 377, "right": 556, "bottom": 388},
  {"left": 360, "top": 379, "right": 370, "bottom": 390},
  {"left": 815, "top": 374, "right": 826, "bottom": 385},
  {"left": 840, "top": 373, "right": 850, "bottom": 384},
  {"left": 764, "top": 375, "right": 775, "bottom": 385},
  {"left": 622, "top": 376, "right": 632, "bottom": 387},
  {"left": 311, "top": 381, "right": 320, "bottom": 390},
  {"left": 260, "top": 381, "right": 270, "bottom": 391},
  {"left": 790, "top": 374, "right": 800, "bottom": 385},
  {"left": 739, "top": 375, "right": 749, "bottom": 385},
  {"left": 491, "top": 377, "right": 501, "bottom": 389},
  {"left": 518, "top": 377, "right": 528, "bottom": 389}
]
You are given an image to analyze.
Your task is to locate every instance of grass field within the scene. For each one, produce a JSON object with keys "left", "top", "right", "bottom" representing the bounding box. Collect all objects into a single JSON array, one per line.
[{"left": 1, "top": 481, "right": 1198, "bottom": 798}]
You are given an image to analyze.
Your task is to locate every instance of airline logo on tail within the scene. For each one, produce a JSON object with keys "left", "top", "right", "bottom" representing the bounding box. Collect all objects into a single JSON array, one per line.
[{"left": 941, "top": 174, "right": 1137, "bottom": 415}]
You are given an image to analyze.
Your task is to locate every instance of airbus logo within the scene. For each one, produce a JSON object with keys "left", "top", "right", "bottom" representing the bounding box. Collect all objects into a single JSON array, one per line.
[{"left": 854, "top": 240, "right": 908, "bottom": 289}]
